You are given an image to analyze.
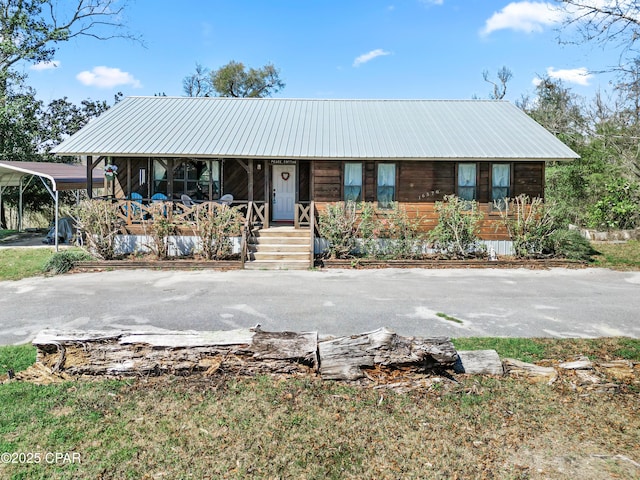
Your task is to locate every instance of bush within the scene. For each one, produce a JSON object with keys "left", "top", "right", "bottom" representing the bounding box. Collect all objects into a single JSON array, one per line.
[
  {"left": 501, "top": 195, "right": 556, "bottom": 258},
  {"left": 318, "top": 202, "right": 365, "bottom": 259},
  {"left": 143, "top": 203, "right": 178, "bottom": 260},
  {"left": 74, "top": 199, "right": 122, "bottom": 260},
  {"left": 429, "top": 195, "right": 485, "bottom": 259},
  {"left": 192, "top": 204, "right": 243, "bottom": 260},
  {"left": 43, "top": 250, "right": 94, "bottom": 274},
  {"left": 547, "top": 229, "right": 595, "bottom": 261},
  {"left": 378, "top": 203, "right": 424, "bottom": 259},
  {"left": 587, "top": 179, "right": 640, "bottom": 230}
]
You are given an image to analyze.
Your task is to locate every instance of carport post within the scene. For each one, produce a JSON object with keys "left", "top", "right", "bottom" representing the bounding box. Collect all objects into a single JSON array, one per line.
[
  {"left": 18, "top": 176, "right": 23, "bottom": 231},
  {"left": 54, "top": 191, "right": 59, "bottom": 252}
]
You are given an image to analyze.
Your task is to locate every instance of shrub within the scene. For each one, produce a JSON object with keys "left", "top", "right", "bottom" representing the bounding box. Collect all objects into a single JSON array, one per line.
[
  {"left": 587, "top": 179, "right": 640, "bottom": 231},
  {"left": 43, "top": 250, "right": 94, "bottom": 274},
  {"left": 547, "top": 229, "right": 595, "bottom": 261},
  {"left": 378, "top": 203, "right": 424, "bottom": 259},
  {"left": 500, "top": 195, "right": 556, "bottom": 258},
  {"left": 193, "top": 204, "right": 243, "bottom": 260},
  {"left": 318, "top": 201, "right": 375, "bottom": 258},
  {"left": 429, "top": 195, "right": 485, "bottom": 259},
  {"left": 74, "top": 199, "right": 122, "bottom": 260},
  {"left": 142, "top": 203, "right": 178, "bottom": 260}
]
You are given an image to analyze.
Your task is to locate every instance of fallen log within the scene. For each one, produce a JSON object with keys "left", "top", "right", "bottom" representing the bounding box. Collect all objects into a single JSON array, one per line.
[
  {"left": 318, "top": 327, "right": 458, "bottom": 381},
  {"left": 454, "top": 350, "right": 504, "bottom": 375},
  {"left": 503, "top": 358, "right": 558, "bottom": 384},
  {"left": 32, "top": 328, "right": 318, "bottom": 377},
  {"left": 32, "top": 327, "right": 459, "bottom": 381}
]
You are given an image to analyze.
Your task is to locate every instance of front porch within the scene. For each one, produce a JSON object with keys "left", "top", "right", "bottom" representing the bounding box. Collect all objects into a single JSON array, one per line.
[{"left": 100, "top": 196, "right": 316, "bottom": 269}]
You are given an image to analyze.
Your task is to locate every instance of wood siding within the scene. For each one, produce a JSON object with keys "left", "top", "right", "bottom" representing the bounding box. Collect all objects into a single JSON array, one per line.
[
  {"left": 513, "top": 162, "right": 544, "bottom": 198},
  {"left": 312, "top": 160, "right": 545, "bottom": 240}
]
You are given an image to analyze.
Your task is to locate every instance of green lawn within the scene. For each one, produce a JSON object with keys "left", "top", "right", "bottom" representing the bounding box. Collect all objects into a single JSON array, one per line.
[
  {"left": 5, "top": 375, "right": 637, "bottom": 480},
  {"left": 0, "top": 248, "right": 55, "bottom": 281},
  {"left": 591, "top": 240, "right": 640, "bottom": 270},
  {"left": 1, "top": 339, "right": 638, "bottom": 479}
]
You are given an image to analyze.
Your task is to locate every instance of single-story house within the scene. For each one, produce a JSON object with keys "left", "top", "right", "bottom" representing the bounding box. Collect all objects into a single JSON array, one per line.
[{"left": 51, "top": 97, "right": 578, "bottom": 265}]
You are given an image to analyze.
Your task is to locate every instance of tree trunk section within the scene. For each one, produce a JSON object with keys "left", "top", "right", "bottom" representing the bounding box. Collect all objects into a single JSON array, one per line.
[
  {"left": 32, "top": 328, "right": 318, "bottom": 376},
  {"left": 318, "top": 327, "right": 458, "bottom": 381}
]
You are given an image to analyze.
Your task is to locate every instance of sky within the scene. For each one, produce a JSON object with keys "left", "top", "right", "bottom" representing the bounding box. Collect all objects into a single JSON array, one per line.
[{"left": 20, "top": 0, "right": 621, "bottom": 106}]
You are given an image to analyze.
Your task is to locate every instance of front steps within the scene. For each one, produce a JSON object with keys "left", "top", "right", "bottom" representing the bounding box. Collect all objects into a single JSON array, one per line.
[{"left": 245, "top": 226, "right": 311, "bottom": 270}]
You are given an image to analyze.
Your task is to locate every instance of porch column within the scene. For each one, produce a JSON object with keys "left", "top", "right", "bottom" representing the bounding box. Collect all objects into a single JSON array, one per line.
[
  {"left": 248, "top": 159, "right": 254, "bottom": 202},
  {"left": 86, "top": 155, "right": 93, "bottom": 198}
]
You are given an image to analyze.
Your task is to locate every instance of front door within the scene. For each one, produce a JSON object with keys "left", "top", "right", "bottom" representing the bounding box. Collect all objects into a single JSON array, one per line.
[{"left": 272, "top": 164, "right": 296, "bottom": 222}]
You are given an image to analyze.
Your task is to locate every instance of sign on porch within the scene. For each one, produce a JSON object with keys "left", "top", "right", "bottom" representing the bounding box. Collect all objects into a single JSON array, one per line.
[{"left": 270, "top": 160, "right": 296, "bottom": 165}]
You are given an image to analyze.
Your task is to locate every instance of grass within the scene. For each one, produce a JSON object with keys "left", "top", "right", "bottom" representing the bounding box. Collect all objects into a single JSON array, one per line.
[
  {"left": 0, "top": 248, "right": 54, "bottom": 281},
  {"left": 452, "top": 337, "right": 640, "bottom": 363},
  {"left": 1, "top": 339, "right": 638, "bottom": 479},
  {"left": 591, "top": 240, "right": 640, "bottom": 270},
  {"left": 0, "top": 345, "right": 36, "bottom": 376},
  {"left": 436, "top": 312, "right": 463, "bottom": 324}
]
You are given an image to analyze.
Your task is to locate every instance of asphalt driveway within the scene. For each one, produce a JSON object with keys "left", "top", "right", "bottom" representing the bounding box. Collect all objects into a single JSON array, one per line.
[{"left": 0, "top": 267, "right": 639, "bottom": 345}]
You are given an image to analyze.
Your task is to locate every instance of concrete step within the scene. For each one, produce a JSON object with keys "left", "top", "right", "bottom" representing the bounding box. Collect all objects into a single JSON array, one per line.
[
  {"left": 244, "top": 259, "right": 310, "bottom": 270},
  {"left": 248, "top": 244, "right": 309, "bottom": 253},
  {"left": 250, "top": 252, "right": 310, "bottom": 261},
  {"left": 255, "top": 228, "right": 309, "bottom": 239},
  {"left": 249, "top": 236, "right": 310, "bottom": 245}
]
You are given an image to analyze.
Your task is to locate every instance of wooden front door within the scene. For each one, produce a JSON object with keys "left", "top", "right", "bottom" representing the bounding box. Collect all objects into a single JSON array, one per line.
[{"left": 272, "top": 164, "right": 296, "bottom": 221}]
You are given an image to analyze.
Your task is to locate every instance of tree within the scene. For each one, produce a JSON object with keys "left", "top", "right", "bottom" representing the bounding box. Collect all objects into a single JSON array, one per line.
[
  {"left": 557, "top": 1, "right": 640, "bottom": 53},
  {"left": 0, "top": 0, "right": 137, "bottom": 74},
  {"left": 183, "top": 61, "right": 285, "bottom": 98},
  {"left": 0, "top": 1, "right": 134, "bottom": 229},
  {"left": 38, "top": 93, "right": 120, "bottom": 157},
  {"left": 182, "top": 63, "right": 213, "bottom": 97},
  {"left": 483, "top": 66, "right": 512, "bottom": 100},
  {"left": 0, "top": 87, "right": 121, "bottom": 228}
]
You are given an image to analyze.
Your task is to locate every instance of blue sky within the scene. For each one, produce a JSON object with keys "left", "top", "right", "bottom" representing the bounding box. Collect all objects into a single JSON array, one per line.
[{"left": 21, "top": 0, "right": 618, "bottom": 105}]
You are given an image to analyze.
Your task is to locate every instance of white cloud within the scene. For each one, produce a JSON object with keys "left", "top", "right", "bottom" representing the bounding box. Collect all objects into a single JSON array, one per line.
[
  {"left": 539, "top": 66, "right": 593, "bottom": 86},
  {"left": 76, "top": 66, "right": 142, "bottom": 88},
  {"left": 353, "top": 49, "right": 391, "bottom": 67},
  {"left": 420, "top": 0, "right": 444, "bottom": 5},
  {"left": 31, "top": 60, "right": 60, "bottom": 71},
  {"left": 481, "top": 2, "right": 564, "bottom": 36}
]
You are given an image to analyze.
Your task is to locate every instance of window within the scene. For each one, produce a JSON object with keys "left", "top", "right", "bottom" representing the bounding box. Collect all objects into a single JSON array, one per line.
[
  {"left": 491, "top": 163, "right": 511, "bottom": 208},
  {"left": 377, "top": 163, "right": 396, "bottom": 209},
  {"left": 197, "top": 160, "right": 220, "bottom": 200},
  {"left": 344, "top": 162, "right": 362, "bottom": 202},
  {"left": 457, "top": 163, "right": 477, "bottom": 201},
  {"left": 153, "top": 159, "right": 168, "bottom": 195}
]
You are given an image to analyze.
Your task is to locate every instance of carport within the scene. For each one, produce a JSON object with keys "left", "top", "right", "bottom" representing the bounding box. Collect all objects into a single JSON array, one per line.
[{"left": 0, "top": 161, "right": 104, "bottom": 250}]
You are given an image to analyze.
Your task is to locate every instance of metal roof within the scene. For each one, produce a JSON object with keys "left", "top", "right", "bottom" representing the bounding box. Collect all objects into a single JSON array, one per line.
[
  {"left": 51, "top": 97, "right": 579, "bottom": 161},
  {"left": 0, "top": 161, "right": 104, "bottom": 191}
]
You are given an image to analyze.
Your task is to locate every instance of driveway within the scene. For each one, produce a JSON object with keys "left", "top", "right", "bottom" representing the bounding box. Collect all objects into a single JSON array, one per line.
[{"left": 0, "top": 268, "right": 639, "bottom": 345}]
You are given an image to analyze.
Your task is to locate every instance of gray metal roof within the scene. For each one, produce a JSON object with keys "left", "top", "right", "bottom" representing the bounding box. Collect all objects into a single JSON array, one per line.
[{"left": 51, "top": 97, "right": 579, "bottom": 161}]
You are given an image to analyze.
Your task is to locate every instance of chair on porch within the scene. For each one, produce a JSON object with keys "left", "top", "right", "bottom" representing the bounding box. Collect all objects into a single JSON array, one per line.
[
  {"left": 124, "top": 192, "right": 143, "bottom": 219},
  {"left": 218, "top": 194, "right": 234, "bottom": 206},
  {"left": 150, "top": 192, "right": 168, "bottom": 217},
  {"left": 180, "top": 194, "right": 198, "bottom": 220},
  {"left": 181, "top": 194, "right": 196, "bottom": 207},
  {"left": 151, "top": 192, "right": 168, "bottom": 202}
]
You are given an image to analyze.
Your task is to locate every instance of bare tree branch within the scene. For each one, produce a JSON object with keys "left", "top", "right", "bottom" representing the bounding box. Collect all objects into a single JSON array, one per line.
[{"left": 0, "top": 0, "right": 140, "bottom": 72}]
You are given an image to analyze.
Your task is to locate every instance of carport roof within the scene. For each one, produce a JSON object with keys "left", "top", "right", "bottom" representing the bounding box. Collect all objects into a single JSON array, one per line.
[{"left": 0, "top": 161, "right": 104, "bottom": 191}]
